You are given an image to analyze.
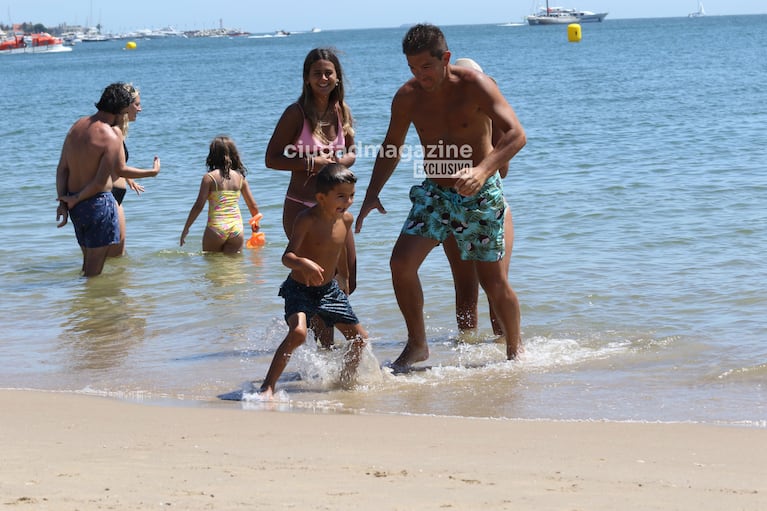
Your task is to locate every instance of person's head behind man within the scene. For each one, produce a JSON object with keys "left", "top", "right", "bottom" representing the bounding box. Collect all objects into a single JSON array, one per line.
[{"left": 94, "top": 82, "right": 133, "bottom": 115}]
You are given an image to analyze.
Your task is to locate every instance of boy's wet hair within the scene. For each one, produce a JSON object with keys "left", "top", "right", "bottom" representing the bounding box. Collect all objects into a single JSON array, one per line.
[
  {"left": 402, "top": 23, "right": 448, "bottom": 59},
  {"left": 316, "top": 163, "right": 356, "bottom": 194},
  {"left": 95, "top": 82, "right": 133, "bottom": 115}
]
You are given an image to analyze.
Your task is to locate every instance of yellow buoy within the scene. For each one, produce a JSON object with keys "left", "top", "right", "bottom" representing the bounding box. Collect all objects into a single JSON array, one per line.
[
  {"left": 567, "top": 23, "right": 582, "bottom": 43},
  {"left": 125, "top": 41, "right": 137, "bottom": 50}
]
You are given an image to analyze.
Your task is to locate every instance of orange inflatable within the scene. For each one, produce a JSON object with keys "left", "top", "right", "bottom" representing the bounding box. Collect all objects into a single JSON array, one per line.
[{"left": 246, "top": 213, "right": 266, "bottom": 248}]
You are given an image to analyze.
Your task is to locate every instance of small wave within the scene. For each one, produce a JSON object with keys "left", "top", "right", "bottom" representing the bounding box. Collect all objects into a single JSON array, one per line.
[
  {"left": 173, "top": 349, "right": 273, "bottom": 362},
  {"left": 240, "top": 385, "right": 347, "bottom": 413},
  {"left": 718, "top": 363, "right": 767, "bottom": 381}
]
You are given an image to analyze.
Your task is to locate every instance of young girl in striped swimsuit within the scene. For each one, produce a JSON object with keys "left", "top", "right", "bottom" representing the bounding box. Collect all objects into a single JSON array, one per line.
[{"left": 180, "top": 136, "right": 261, "bottom": 254}]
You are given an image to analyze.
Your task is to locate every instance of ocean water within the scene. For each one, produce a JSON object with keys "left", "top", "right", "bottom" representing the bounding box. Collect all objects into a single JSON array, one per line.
[{"left": 1, "top": 15, "right": 766, "bottom": 425}]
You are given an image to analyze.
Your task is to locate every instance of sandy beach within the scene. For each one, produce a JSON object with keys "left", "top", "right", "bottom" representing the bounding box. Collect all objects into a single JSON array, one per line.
[{"left": 1, "top": 390, "right": 765, "bottom": 510}]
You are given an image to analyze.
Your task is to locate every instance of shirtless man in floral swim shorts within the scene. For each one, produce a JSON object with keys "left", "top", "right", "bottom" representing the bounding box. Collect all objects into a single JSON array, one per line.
[{"left": 355, "top": 24, "right": 527, "bottom": 372}]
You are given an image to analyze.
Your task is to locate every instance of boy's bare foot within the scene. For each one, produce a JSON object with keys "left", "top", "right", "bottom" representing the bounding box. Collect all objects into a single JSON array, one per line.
[
  {"left": 257, "top": 385, "right": 274, "bottom": 399},
  {"left": 339, "top": 366, "right": 356, "bottom": 389},
  {"left": 340, "top": 339, "right": 365, "bottom": 388}
]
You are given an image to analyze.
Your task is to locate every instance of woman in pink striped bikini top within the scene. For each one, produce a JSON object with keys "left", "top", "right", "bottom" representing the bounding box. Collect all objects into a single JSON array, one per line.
[
  {"left": 265, "top": 48, "right": 357, "bottom": 236},
  {"left": 264, "top": 48, "right": 359, "bottom": 347},
  {"left": 293, "top": 102, "right": 346, "bottom": 160}
]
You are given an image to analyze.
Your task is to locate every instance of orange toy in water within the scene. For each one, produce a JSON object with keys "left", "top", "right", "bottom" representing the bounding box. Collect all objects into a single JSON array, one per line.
[{"left": 246, "top": 213, "right": 266, "bottom": 248}]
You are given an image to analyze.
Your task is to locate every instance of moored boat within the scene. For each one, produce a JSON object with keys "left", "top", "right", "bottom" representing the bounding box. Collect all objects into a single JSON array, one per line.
[
  {"left": 568, "top": 9, "right": 608, "bottom": 22},
  {"left": 526, "top": 2, "right": 608, "bottom": 25},
  {"left": 0, "top": 33, "right": 73, "bottom": 55}
]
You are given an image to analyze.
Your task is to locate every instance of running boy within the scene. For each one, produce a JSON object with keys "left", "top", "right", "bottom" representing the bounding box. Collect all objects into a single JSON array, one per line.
[{"left": 259, "top": 163, "right": 367, "bottom": 396}]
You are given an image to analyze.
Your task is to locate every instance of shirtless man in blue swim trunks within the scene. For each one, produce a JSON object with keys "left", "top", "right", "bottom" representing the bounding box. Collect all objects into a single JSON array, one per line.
[
  {"left": 355, "top": 24, "right": 527, "bottom": 371},
  {"left": 56, "top": 83, "right": 133, "bottom": 277}
]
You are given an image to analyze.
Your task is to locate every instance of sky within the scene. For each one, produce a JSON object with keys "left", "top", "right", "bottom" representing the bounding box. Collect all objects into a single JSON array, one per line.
[{"left": 2, "top": 1, "right": 765, "bottom": 33}]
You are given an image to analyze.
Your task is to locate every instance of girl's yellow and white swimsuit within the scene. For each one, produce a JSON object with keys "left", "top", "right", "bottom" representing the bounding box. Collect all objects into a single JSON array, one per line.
[{"left": 207, "top": 175, "right": 243, "bottom": 239}]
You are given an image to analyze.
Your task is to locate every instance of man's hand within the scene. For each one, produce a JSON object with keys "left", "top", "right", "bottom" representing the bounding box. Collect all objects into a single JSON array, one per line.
[
  {"left": 354, "top": 197, "right": 387, "bottom": 233},
  {"left": 58, "top": 193, "right": 80, "bottom": 210},
  {"left": 453, "top": 167, "right": 487, "bottom": 197},
  {"left": 56, "top": 202, "right": 69, "bottom": 228}
]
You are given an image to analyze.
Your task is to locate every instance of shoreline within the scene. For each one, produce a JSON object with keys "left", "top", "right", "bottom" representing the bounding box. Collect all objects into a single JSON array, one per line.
[
  {"left": 5, "top": 385, "right": 767, "bottom": 427},
  {"left": 3, "top": 389, "right": 765, "bottom": 510}
]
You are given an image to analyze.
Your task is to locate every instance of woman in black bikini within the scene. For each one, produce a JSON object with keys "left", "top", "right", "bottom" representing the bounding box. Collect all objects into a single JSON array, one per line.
[{"left": 108, "top": 83, "right": 160, "bottom": 257}]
